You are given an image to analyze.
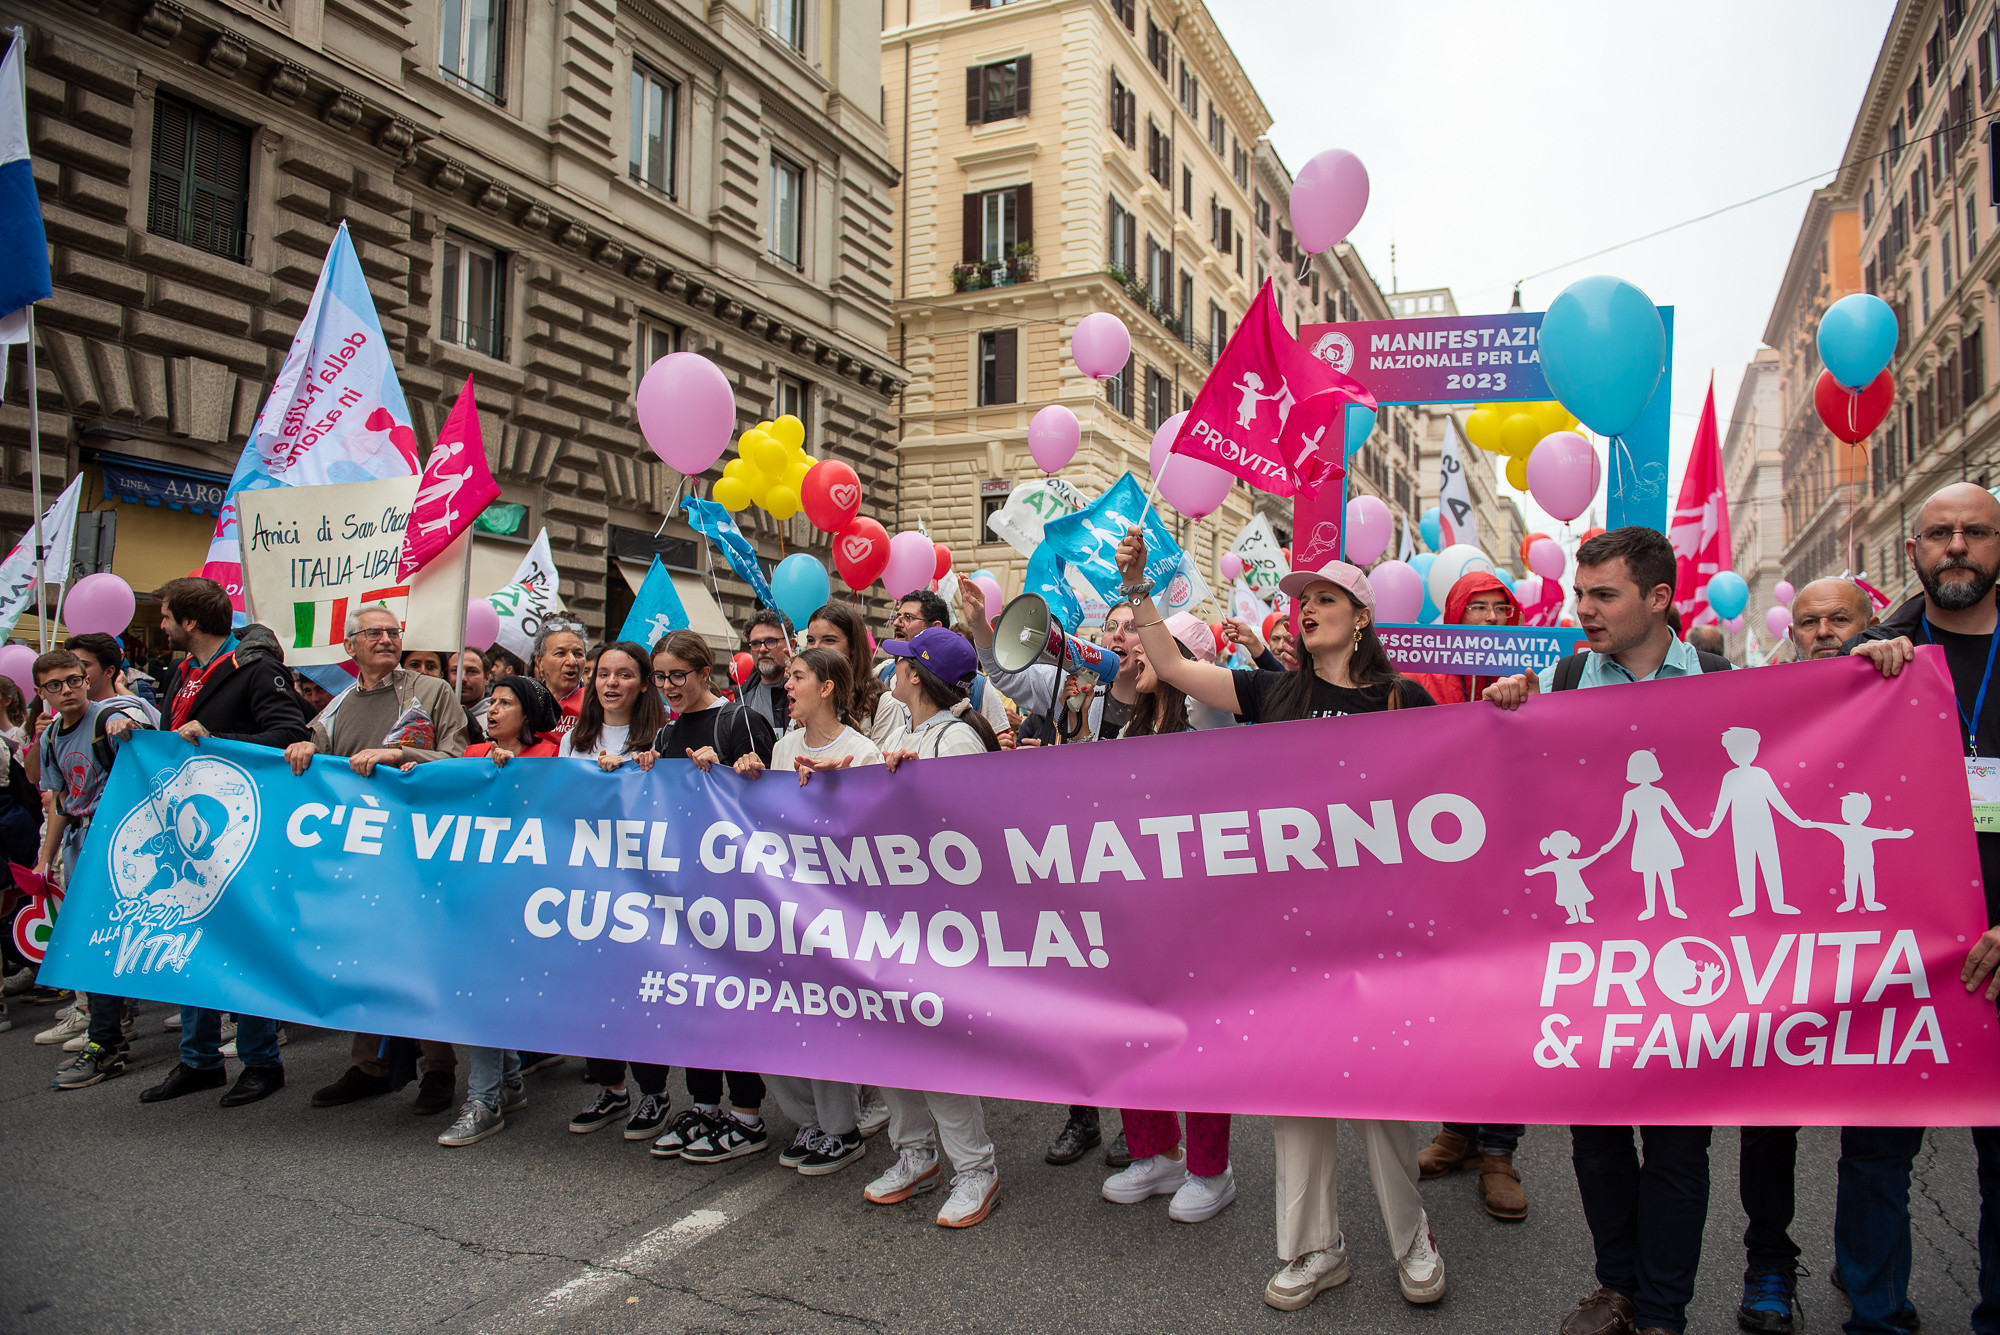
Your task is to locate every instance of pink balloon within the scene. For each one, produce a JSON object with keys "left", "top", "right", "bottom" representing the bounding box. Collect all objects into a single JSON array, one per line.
[
  {"left": 1526, "top": 537, "right": 1567, "bottom": 582},
  {"left": 63, "top": 572, "right": 136, "bottom": 635},
  {"left": 465, "top": 599, "right": 500, "bottom": 651},
  {"left": 1072, "top": 312, "right": 1132, "bottom": 381},
  {"left": 1343, "top": 495, "right": 1393, "bottom": 566},
  {"left": 1773, "top": 580, "right": 1796, "bottom": 606},
  {"left": 1218, "top": 552, "right": 1246, "bottom": 582},
  {"left": 882, "top": 530, "right": 938, "bottom": 600},
  {"left": 0, "top": 643, "right": 34, "bottom": 693},
  {"left": 1766, "top": 605, "right": 1794, "bottom": 637},
  {"left": 636, "top": 351, "right": 737, "bottom": 476},
  {"left": 1147, "top": 411, "right": 1233, "bottom": 519},
  {"left": 1515, "top": 573, "right": 1544, "bottom": 607},
  {"left": 1724, "top": 616, "right": 1745, "bottom": 633},
  {"left": 1524, "top": 431, "right": 1600, "bottom": 523},
  {"left": 1028, "top": 404, "right": 1081, "bottom": 474},
  {"left": 1290, "top": 149, "right": 1370, "bottom": 254},
  {"left": 971, "top": 575, "right": 1005, "bottom": 624},
  {"left": 1368, "top": 558, "right": 1424, "bottom": 623}
]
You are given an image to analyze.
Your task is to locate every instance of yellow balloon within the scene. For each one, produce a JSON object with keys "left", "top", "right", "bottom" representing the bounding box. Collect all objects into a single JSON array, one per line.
[
  {"left": 763, "top": 486, "right": 801, "bottom": 522},
  {"left": 722, "top": 458, "right": 747, "bottom": 481},
  {"left": 1464, "top": 408, "right": 1502, "bottom": 453},
  {"left": 771, "top": 415, "right": 806, "bottom": 450},
  {"left": 1534, "top": 400, "right": 1576, "bottom": 437},
  {"left": 746, "top": 434, "right": 788, "bottom": 477},
  {"left": 1505, "top": 454, "right": 1530, "bottom": 491},
  {"left": 1499, "top": 412, "right": 1542, "bottom": 459},
  {"left": 746, "top": 478, "right": 773, "bottom": 508},
  {"left": 785, "top": 459, "right": 813, "bottom": 490},
  {"left": 713, "top": 477, "right": 752, "bottom": 511}
]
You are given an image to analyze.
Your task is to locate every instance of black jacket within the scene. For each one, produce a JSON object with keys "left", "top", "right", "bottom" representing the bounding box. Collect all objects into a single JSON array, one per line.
[
  {"left": 169, "top": 624, "right": 310, "bottom": 749},
  {"left": 1843, "top": 592, "right": 1925, "bottom": 649}
]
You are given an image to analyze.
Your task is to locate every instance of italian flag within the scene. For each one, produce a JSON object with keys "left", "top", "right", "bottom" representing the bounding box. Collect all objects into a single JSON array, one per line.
[{"left": 292, "top": 585, "right": 408, "bottom": 649}]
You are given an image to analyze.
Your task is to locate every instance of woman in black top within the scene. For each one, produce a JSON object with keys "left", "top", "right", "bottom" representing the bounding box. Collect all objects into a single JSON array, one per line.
[{"left": 649, "top": 630, "right": 775, "bottom": 770}]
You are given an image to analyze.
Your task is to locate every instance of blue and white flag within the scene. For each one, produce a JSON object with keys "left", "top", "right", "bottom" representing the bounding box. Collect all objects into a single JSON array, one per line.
[
  {"left": 1041, "top": 472, "right": 1208, "bottom": 615},
  {"left": 683, "top": 495, "right": 774, "bottom": 608},
  {"left": 1024, "top": 542, "right": 1084, "bottom": 634},
  {"left": 0, "top": 29, "right": 51, "bottom": 388},
  {"left": 616, "top": 555, "right": 691, "bottom": 646}
]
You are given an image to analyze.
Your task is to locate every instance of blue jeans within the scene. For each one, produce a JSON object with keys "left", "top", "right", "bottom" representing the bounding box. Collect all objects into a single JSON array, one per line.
[
  {"left": 1571, "top": 1124, "right": 1713, "bottom": 1334},
  {"left": 1444, "top": 1122, "right": 1524, "bottom": 1156},
  {"left": 467, "top": 1048, "right": 520, "bottom": 1109},
  {"left": 180, "top": 1008, "right": 281, "bottom": 1070},
  {"left": 1837, "top": 1126, "right": 2000, "bottom": 1334}
]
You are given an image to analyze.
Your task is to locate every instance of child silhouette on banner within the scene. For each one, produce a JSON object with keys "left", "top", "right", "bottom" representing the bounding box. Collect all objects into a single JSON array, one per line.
[
  {"left": 1810, "top": 792, "right": 1912, "bottom": 913},
  {"left": 1528, "top": 830, "right": 1600, "bottom": 925}
]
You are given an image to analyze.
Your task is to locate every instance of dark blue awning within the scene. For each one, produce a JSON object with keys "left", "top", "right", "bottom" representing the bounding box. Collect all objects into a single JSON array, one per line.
[{"left": 97, "top": 453, "right": 231, "bottom": 515}]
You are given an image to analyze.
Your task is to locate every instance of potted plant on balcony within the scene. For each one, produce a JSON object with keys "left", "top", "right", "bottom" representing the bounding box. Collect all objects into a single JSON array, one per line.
[{"left": 1007, "top": 243, "right": 1038, "bottom": 285}]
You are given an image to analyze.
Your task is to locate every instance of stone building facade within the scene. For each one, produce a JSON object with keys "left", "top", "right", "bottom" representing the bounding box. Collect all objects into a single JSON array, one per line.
[
  {"left": 3, "top": 0, "right": 902, "bottom": 655},
  {"left": 1720, "top": 347, "right": 1786, "bottom": 659}
]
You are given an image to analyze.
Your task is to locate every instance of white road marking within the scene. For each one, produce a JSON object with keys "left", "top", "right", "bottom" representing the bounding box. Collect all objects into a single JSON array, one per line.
[{"left": 478, "top": 1167, "right": 797, "bottom": 1333}]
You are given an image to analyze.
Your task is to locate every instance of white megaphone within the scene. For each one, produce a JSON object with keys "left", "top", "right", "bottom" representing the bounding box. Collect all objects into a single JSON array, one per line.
[{"left": 991, "top": 593, "right": 1121, "bottom": 686}]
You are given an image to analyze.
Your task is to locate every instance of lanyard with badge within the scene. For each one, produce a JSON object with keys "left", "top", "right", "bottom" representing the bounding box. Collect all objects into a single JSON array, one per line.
[{"left": 1921, "top": 617, "right": 2000, "bottom": 830}]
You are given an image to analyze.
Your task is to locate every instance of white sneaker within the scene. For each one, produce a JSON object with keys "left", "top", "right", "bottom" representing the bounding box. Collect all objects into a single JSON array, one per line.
[
  {"left": 1264, "top": 1245, "right": 1351, "bottom": 1312},
  {"left": 161, "top": 1011, "right": 181, "bottom": 1032},
  {"left": 935, "top": 1168, "right": 998, "bottom": 1228},
  {"left": 35, "top": 1006, "right": 87, "bottom": 1046},
  {"left": 64, "top": 1012, "right": 135, "bottom": 1053},
  {"left": 219, "top": 1017, "right": 237, "bottom": 1043},
  {"left": 863, "top": 1148, "right": 940, "bottom": 1204},
  {"left": 1167, "top": 1165, "right": 1236, "bottom": 1222},
  {"left": 221, "top": 1040, "right": 238, "bottom": 1059},
  {"left": 1397, "top": 1213, "right": 1446, "bottom": 1304},
  {"left": 1100, "top": 1152, "right": 1188, "bottom": 1204},
  {"left": 857, "top": 1099, "right": 890, "bottom": 1138}
]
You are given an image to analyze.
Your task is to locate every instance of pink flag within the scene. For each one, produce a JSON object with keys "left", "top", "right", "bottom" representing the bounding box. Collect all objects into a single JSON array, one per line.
[
  {"left": 1669, "top": 374, "right": 1730, "bottom": 626},
  {"left": 397, "top": 376, "right": 500, "bottom": 580},
  {"left": 1170, "top": 281, "right": 1351, "bottom": 497}
]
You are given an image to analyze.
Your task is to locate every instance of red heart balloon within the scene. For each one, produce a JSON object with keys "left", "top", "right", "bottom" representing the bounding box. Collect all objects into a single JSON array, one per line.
[
  {"left": 801, "top": 459, "right": 863, "bottom": 534},
  {"left": 1815, "top": 368, "right": 1894, "bottom": 445},
  {"left": 833, "top": 516, "right": 890, "bottom": 590}
]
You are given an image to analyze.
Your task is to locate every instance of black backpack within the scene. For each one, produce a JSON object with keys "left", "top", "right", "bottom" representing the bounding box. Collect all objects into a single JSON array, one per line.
[{"left": 1550, "top": 648, "right": 1734, "bottom": 691}]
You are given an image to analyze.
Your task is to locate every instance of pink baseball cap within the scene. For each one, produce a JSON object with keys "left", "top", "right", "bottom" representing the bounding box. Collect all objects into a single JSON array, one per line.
[
  {"left": 1164, "top": 612, "right": 1218, "bottom": 664},
  {"left": 1278, "top": 559, "right": 1375, "bottom": 610}
]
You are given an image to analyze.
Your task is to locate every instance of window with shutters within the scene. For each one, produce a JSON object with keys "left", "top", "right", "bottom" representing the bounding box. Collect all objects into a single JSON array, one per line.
[
  {"left": 1983, "top": 14, "right": 1998, "bottom": 97},
  {"left": 1110, "top": 70, "right": 1135, "bottom": 145},
  {"left": 1146, "top": 236, "right": 1170, "bottom": 311},
  {"left": 147, "top": 92, "right": 252, "bottom": 263},
  {"left": 1209, "top": 301, "right": 1227, "bottom": 354},
  {"left": 777, "top": 375, "right": 808, "bottom": 429},
  {"left": 1111, "top": 0, "right": 1135, "bottom": 29},
  {"left": 1254, "top": 191, "right": 1270, "bottom": 235},
  {"left": 1144, "top": 365, "right": 1171, "bottom": 431},
  {"left": 1927, "top": 22, "right": 1944, "bottom": 83},
  {"left": 440, "top": 0, "right": 507, "bottom": 102},
  {"left": 961, "top": 185, "right": 1031, "bottom": 264},
  {"left": 1214, "top": 206, "right": 1231, "bottom": 254},
  {"left": 1235, "top": 229, "right": 1244, "bottom": 276},
  {"left": 1866, "top": 260, "right": 1879, "bottom": 294},
  {"left": 1909, "top": 79, "right": 1924, "bottom": 127},
  {"left": 978, "top": 330, "right": 1018, "bottom": 406},
  {"left": 1278, "top": 225, "right": 1294, "bottom": 263},
  {"left": 1944, "top": 228, "right": 1955, "bottom": 290},
  {"left": 1107, "top": 196, "right": 1136, "bottom": 274},
  {"left": 1178, "top": 271, "right": 1193, "bottom": 326},
  {"left": 770, "top": 0, "right": 805, "bottom": 51},
  {"left": 1178, "top": 62, "right": 1198, "bottom": 116},
  {"left": 1147, "top": 18, "right": 1169, "bottom": 81},
  {"left": 441, "top": 233, "right": 506, "bottom": 358},
  {"left": 1309, "top": 270, "right": 1320, "bottom": 305},
  {"left": 1863, "top": 182, "right": 1874, "bottom": 226},
  {"left": 1965, "top": 325, "right": 1986, "bottom": 410},
  {"left": 1147, "top": 121, "right": 1169, "bottom": 185},
  {"left": 1970, "top": 195, "right": 1981, "bottom": 258},
  {"left": 628, "top": 63, "right": 679, "bottom": 197},
  {"left": 1889, "top": 117, "right": 1905, "bottom": 164},
  {"left": 770, "top": 154, "right": 805, "bottom": 269},
  {"left": 1232, "top": 139, "right": 1248, "bottom": 187},
  {"left": 1951, "top": 74, "right": 1972, "bottom": 155},
  {"left": 966, "top": 57, "right": 1030, "bottom": 123},
  {"left": 1948, "top": 0, "right": 1965, "bottom": 39},
  {"left": 1104, "top": 353, "right": 1133, "bottom": 416},
  {"left": 1912, "top": 166, "right": 1928, "bottom": 217},
  {"left": 1181, "top": 164, "right": 1192, "bottom": 216},
  {"left": 1207, "top": 102, "right": 1223, "bottom": 155}
]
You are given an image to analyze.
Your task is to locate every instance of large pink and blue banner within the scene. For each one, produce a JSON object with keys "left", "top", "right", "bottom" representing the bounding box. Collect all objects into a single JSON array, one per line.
[{"left": 40, "top": 652, "right": 2000, "bottom": 1125}]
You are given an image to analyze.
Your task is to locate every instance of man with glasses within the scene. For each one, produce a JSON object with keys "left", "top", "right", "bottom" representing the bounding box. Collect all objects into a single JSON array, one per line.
[
  {"left": 531, "top": 620, "right": 589, "bottom": 736},
  {"left": 879, "top": 591, "right": 1009, "bottom": 739},
  {"left": 1839, "top": 482, "right": 2000, "bottom": 1335},
  {"left": 33, "top": 648, "right": 151, "bottom": 1089},
  {"left": 286, "top": 604, "right": 468, "bottom": 1117},
  {"left": 742, "top": 609, "right": 794, "bottom": 732}
]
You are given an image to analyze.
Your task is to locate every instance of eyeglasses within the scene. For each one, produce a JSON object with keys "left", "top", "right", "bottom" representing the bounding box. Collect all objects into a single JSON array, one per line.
[
  {"left": 1916, "top": 525, "right": 2000, "bottom": 546},
  {"left": 653, "top": 668, "right": 695, "bottom": 687},
  {"left": 748, "top": 637, "right": 787, "bottom": 652},
  {"left": 36, "top": 674, "right": 86, "bottom": 696},
  {"left": 891, "top": 611, "right": 923, "bottom": 625},
  {"left": 351, "top": 626, "right": 402, "bottom": 644}
]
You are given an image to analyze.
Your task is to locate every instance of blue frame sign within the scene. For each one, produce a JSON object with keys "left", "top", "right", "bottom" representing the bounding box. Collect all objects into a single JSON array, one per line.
[
  {"left": 1299, "top": 309, "right": 1674, "bottom": 534},
  {"left": 1376, "top": 623, "right": 1589, "bottom": 677}
]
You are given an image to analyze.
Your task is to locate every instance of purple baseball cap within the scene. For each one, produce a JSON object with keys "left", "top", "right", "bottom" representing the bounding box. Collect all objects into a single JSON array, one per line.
[{"left": 881, "top": 626, "right": 980, "bottom": 687}]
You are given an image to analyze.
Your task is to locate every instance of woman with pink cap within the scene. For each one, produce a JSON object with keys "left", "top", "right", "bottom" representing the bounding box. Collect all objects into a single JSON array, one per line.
[{"left": 1113, "top": 527, "right": 1445, "bottom": 1315}]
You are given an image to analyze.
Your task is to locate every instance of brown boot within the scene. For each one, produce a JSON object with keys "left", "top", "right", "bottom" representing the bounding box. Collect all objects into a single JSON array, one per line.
[
  {"left": 1477, "top": 1153, "right": 1527, "bottom": 1219},
  {"left": 1558, "top": 1287, "right": 1635, "bottom": 1335},
  {"left": 1416, "top": 1129, "right": 1477, "bottom": 1179}
]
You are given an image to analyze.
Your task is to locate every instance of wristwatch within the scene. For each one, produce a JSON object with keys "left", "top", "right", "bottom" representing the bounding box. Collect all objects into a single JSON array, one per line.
[{"left": 1120, "top": 578, "right": 1154, "bottom": 605}]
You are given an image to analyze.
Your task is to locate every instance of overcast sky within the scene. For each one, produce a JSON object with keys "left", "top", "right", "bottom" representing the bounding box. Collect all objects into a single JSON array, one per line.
[{"left": 1206, "top": 0, "right": 1894, "bottom": 535}]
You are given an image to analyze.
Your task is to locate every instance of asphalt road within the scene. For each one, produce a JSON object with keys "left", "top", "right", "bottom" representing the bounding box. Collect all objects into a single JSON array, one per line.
[{"left": 0, "top": 1005, "right": 1989, "bottom": 1334}]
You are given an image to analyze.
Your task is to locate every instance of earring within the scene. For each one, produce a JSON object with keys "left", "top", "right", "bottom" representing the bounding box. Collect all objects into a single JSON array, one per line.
[{"left": 1352, "top": 625, "right": 1363, "bottom": 651}]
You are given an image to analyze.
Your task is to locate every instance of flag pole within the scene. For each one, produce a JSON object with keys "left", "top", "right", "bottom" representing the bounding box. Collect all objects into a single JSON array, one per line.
[
  {"left": 453, "top": 527, "right": 472, "bottom": 698},
  {"left": 26, "top": 304, "right": 44, "bottom": 649}
]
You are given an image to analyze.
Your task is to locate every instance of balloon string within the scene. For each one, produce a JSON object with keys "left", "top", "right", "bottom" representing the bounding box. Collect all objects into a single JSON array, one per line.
[{"left": 656, "top": 477, "right": 687, "bottom": 539}]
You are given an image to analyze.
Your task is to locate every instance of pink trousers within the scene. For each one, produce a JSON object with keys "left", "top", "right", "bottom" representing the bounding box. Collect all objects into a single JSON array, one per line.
[{"left": 1121, "top": 1108, "right": 1231, "bottom": 1177}]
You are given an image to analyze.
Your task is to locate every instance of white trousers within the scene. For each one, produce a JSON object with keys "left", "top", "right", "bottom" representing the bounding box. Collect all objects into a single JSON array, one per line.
[
  {"left": 1271, "top": 1116, "right": 1426, "bottom": 1262},
  {"left": 765, "top": 1076, "right": 859, "bottom": 1137},
  {"left": 883, "top": 1088, "right": 995, "bottom": 1175}
]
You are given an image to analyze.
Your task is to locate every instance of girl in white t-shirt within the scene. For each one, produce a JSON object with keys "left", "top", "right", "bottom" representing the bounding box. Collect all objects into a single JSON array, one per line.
[{"left": 801, "top": 601, "right": 904, "bottom": 749}]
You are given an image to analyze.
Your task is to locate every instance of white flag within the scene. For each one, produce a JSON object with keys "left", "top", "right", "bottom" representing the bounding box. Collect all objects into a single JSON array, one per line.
[
  {"left": 1438, "top": 417, "right": 1479, "bottom": 549},
  {"left": 0, "top": 474, "right": 81, "bottom": 641},
  {"left": 486, "top": 528, "right": 566, "bottom": 661},
  {"left": 1228, "top": 514, "right": 1290, "bottom": 607},
  {"left": 1397, "top": 516, "right": 1415, "bottom": 563},
  {"left": 1231, "top": 577, "right": 1273, "bottom": 624}
]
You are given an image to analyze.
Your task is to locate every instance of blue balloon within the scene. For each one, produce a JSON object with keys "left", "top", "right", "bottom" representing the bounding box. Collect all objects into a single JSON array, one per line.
[
  {"left": 971, "top": 569, "right": 998, "bottom": 583},
  {"left": 1410, "top": 551, "right": 1437, "bottom": 578},
  {"left": 1343, "top": 403, "right": 1376, "bottom": 459},
  {"left": 1410, "top": 551, "right": 1439, "bottom": 622},
  {"left": 1817, "top": 293, "right": 1899, "bottom": 390},
  {"left": 771, "top": 553, "right": 830, "bottom": 631},
  {"left": 1419, "top": 507, "right": 1441, "bottom": 552},
  {"left": 1540, "top": 275, "right": 1666, "bottom": 437},
  {"left": 1705, "top": 569, "right": 1749, "bottom": 621}
]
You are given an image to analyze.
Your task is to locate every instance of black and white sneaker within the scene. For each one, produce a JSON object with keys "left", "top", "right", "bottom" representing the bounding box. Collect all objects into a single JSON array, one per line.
[
  {"left": 624, "top": 1093, "right": 671, "bottom": 1141},
  {"left": 797, "top": 1130, "right": 865, "bottom": 1176},
  {"left": 649, "top": 1108, "right": 716, "bottom": 1159},
  {"left": 569, "top": 1088, "right": 632, "bottom": 1133},
  {"left": 779, "top": 1123, "right": 822, "bottom": 1168},
  {"left": 681, "top": 1112, "right": 770, "bottom": 1163}
]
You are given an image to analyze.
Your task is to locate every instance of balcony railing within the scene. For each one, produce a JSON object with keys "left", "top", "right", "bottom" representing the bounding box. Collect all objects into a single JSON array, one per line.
[
  {"left": 1103, "top": 267, "right": 1212, "bottom": 364},
  {"left": 950, "top": 248, "right": 1039, "bottom": 292}
]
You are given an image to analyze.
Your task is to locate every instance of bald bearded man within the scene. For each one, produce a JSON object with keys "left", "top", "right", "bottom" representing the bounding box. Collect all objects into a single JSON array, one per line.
[{"left": 1789, "top": 578, "right": 1877, "bottom": 660}]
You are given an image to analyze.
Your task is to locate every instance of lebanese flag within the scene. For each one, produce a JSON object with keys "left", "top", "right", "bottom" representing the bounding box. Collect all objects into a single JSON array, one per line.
[
  {"left": 1170, "top": 281, "right": 1352, "bottom": 497},
  {"left": 398, "top": 376, "right": 500, "bottom": 580},
  {"left": 1669, "top": 374, "right": 1730, "bottom": 626}
]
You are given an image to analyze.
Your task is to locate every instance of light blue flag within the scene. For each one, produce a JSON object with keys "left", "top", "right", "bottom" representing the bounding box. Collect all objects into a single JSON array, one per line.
[
  {"left": 1041, "top": 472, "right": 1189, "bottom": 609},
  {"left": 616, "top": 555, "right": 691, "bottom": 646},
  {"left": 0, "top": 31, "right": 50, "bottom": 324},
  {"left": 683, "top": 496, "right": 775, "bottom": 608},
  {"left": 1024, "top": 542, "right": 1084, "bottom": 634}
]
